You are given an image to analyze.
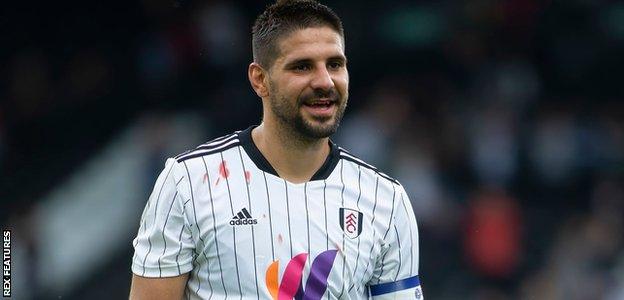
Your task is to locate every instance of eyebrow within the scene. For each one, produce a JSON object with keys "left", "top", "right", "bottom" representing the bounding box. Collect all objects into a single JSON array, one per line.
[
  {"left": 283, "top": 58, "right": 313, "bottom": 69},
  {"left": 283, "top": 55, "right": 347, "bottom": 69}
]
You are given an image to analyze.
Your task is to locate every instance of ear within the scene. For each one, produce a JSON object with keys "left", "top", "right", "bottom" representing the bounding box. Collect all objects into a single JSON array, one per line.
[{"left": 248, "top": 62, "right": 269, "bottom": 98}]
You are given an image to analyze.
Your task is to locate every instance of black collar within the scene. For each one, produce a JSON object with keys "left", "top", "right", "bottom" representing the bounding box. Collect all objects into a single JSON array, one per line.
[{"left": 237, "top": 125, "right": 340, "bottom": 181}]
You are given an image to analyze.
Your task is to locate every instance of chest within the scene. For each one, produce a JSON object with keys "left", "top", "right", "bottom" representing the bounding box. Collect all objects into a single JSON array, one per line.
[{"left": 184, "top": 172, "right": 392, "bottom": 282}]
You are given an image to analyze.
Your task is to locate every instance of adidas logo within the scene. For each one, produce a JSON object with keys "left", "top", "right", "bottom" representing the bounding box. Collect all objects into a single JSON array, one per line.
[{"left": 230, "top": 208, "right": 258, "bottom": 226}]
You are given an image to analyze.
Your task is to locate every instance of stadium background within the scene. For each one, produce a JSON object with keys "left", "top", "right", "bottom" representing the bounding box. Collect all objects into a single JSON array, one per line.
[{"left": 2, "top": 0, "right": 624, "bottom": 299}]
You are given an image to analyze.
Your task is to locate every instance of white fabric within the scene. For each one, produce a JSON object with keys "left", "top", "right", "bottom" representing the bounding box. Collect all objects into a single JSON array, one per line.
[{"left": 132, "top": 136, "right": 421, "bottom": 299}]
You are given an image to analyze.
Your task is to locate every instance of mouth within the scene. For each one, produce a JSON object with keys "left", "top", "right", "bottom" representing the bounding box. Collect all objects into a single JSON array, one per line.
[
  {"left": 301, "top": 98, "right": 337, "bottom": 118},
  {"left": 303, "top": 99, "right": 335, "bottom": 108}
]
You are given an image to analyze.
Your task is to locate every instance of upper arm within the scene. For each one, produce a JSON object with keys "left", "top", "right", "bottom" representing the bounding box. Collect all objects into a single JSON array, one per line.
[
  {"left": 129, "top": 273, "right": 189, "bottom": 300},
  {"left": 131, "top": 158, "right": 195, "bottom": 279},
  {"left": 368, "top": 185, "right": 423, "bottom": 299}
]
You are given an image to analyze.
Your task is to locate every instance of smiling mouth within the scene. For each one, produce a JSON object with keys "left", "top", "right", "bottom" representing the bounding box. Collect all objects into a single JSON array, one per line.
[
  {"left": 300, "top": 99, "right": 338, "bottom": 119},
  {"left": 303, "top": 99, "right": 335, "bottom": 108}
]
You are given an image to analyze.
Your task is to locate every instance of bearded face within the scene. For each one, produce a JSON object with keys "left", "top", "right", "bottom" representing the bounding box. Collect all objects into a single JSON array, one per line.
[
  {"left": 268, "top": 82, "right": 347, "bottom": 139},
  {"left": 263, "top": 26, "right": 349, "bottom": 140}
]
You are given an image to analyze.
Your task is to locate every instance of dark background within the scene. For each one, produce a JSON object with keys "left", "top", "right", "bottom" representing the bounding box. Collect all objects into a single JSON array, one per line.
[{"left": 2, "top": 0, "right": 623, "bottom": 299}]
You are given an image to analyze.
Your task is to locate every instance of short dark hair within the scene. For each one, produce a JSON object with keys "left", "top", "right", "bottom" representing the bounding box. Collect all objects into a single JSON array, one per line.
[{"left": 252, "top": 0, "right": 344, "bottom": 69}]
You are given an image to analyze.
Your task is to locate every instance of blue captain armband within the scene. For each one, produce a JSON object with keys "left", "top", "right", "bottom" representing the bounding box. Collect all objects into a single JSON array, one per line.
[{"left": 369, "top": 276, "right": 423, "bottom": 299}]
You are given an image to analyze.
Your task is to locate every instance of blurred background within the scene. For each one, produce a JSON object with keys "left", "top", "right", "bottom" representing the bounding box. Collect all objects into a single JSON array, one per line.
[{"left": 2, "top": 0, "right": 624, "bottom": 299}]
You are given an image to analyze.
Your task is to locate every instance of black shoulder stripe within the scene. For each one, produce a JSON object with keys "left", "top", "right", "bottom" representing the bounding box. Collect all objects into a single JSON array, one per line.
[
  {"left": 176, "top": 142, "right": 241, "bottom": 162},
  {"left": 339, "top": 155, "right": 399, "bottom": 184},
  {"left": 339, "top": 152, "right": 399, "bottom": 185},
  {"left": 205, "top": 132, "right": 237, "bottom": 145},
  {"left": 174, "top": 134, "right": 239, "bottom": 160},
  {"left": 174, "top": 149, "right": 193, "bottom": 160},
  {"left": 201, "top": 131, "right": 243, "bottom": 147},
  {"left": 339, "top": 148, "right": 377, "bottom": 169},
  {"left": 193, "top": 135, "right": 239, "bottom": 152}
]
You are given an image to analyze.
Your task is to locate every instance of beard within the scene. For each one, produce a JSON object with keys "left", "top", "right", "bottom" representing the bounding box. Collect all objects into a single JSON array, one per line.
[{"left": 268, "top": 85, "right": 347, "bottom": 140}]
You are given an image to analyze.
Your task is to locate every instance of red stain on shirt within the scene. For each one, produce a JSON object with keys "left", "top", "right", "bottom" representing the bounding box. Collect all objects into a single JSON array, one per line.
[
  {"left": 245, "top": 170, "right": 251, "bottom": 184},
  {"left": 215, "top": 160, "right": 230, "bottom": 186},
  {"left": 219, "top": 160, "right": 230, "bottom": 178},
  {"left": 277, "top": 234, "right": 283, "bottom": 244},
  {"left": 203, "top": 173, "right": 208, "bottom": 183}
]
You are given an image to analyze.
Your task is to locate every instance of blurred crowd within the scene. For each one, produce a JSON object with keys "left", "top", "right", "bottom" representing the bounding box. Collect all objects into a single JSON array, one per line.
[{"left": 2, "top": 0, "right": 623, "bottom": 299}]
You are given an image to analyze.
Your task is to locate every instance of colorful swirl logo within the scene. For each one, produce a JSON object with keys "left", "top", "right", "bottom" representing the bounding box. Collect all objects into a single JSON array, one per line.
[{"left": 265, "top": 249, "right": 338, "bottom": 300}]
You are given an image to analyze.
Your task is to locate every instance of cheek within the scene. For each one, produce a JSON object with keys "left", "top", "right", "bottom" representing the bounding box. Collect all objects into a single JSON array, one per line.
[
  {"left": 335, "top": 74, "right": 349, "bottom": 93},
  {"left": 284, "top": 81, "right": 310, "bottom": 100}
]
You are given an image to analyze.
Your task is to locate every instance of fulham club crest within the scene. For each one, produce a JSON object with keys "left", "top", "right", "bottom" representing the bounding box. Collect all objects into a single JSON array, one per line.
[{"left": 339, "top": 208, "right": 363, "bottom": 239}]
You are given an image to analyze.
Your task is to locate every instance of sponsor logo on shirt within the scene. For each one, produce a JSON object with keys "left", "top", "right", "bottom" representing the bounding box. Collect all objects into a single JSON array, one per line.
[
  {"left": 265, "top": 250, "right": 338, "bottom": 300},
  {"left": 230, "top": 208, "right": 258, "bottom": 226}
]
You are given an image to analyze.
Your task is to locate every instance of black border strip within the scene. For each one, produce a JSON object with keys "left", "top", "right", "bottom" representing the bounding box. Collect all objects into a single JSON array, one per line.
[
  {"left": 237, "top": 126, "right": 279, "bottom": 177},
  {"left": 237, "top": 125, "right": 341, "bottom": 181}
]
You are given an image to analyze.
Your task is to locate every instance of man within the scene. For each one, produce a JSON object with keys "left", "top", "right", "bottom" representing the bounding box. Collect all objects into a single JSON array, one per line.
[{"left": 130, "top": 0, "right": 423, "bottom": 299}]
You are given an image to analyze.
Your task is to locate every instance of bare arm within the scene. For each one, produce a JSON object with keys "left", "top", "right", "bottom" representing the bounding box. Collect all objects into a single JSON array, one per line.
[{"left": 129, "top": 273, "right": 189, "bottom": 300}]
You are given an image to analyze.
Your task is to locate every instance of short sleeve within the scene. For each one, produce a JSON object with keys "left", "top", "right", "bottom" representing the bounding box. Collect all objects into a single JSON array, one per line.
[
  {"left": 368, "top": 184, "right": 423, "bottom": 299},
  {"left": 131, "top": 158, "right": 195, "bottom": 277}
]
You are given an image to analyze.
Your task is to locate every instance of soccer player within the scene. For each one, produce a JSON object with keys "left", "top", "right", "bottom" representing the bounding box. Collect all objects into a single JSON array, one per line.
[{"left": 129, "top": 0, "right": 423, "bottom": 299}]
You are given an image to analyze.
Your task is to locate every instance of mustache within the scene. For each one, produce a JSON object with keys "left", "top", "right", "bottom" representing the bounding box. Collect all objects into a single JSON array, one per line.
[{"left": 299, "top": 89, "right": 340, "bottom": 104}]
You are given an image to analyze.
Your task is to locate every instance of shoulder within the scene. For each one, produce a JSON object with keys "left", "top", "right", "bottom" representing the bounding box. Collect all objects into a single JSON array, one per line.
[
  {"left": 174, "top": 130, "right": 243, "bottom": 163},
  {"left": 165, "top": 130, "right": 245, "bottom": 197},
  {"left": 337, "top": 146, "right": 400, "bottom": 187}
]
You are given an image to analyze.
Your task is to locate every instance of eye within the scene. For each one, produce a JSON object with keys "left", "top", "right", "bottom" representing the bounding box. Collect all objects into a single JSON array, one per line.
[
  {"left": 292, "top": 64, "right": 311, "bottom": 71},
  {"left": 328, "top": 61, "right": 344, "bottom": 70}
]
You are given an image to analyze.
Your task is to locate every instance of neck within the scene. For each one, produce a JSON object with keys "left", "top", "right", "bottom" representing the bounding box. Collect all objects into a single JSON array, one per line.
[{"left": 252, "top": 121, "right": 330, "bottom": 183}]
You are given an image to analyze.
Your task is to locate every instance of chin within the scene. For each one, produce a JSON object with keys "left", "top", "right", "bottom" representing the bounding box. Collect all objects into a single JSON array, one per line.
[{"left": 298, "top": 120, "right": 340, "bottom": 139}]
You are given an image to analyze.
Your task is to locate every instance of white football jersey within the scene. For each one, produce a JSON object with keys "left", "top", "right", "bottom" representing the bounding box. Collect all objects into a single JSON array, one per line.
[{"left": 132, "top": 126, "right": 423, "bottom": 299}]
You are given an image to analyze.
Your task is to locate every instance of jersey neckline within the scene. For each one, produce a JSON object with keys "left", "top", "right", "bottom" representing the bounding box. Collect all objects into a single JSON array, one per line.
[{"left": 237, "top": 125, "right": 341, "bottom": 181}]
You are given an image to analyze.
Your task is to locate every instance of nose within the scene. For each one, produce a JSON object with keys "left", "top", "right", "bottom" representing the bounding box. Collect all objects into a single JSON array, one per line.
[{"left": 310, "top": 66, "right": 335, "bottom": 91}]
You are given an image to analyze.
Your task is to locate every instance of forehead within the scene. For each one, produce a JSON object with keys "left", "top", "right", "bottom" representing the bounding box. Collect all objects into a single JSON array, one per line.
[{"left": 274, "top": 26, "right": 345, "bottom": 65}]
